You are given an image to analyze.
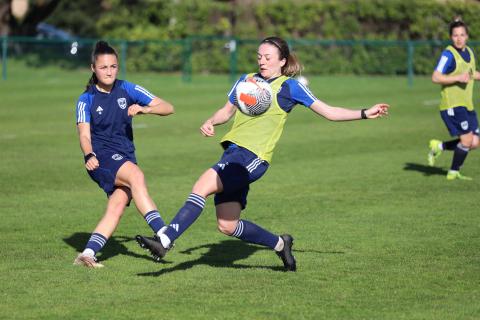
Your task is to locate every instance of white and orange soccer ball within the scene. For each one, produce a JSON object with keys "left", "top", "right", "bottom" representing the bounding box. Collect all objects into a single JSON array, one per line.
[{"left": 234, "top": 77, "right": 273, "bottom": 116}]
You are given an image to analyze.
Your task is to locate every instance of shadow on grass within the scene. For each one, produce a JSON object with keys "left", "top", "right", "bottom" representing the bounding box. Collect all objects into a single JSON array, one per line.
[
  {"left": 137, "top": 240, "right": 286, "bottom": 277},
  {"left": 64, "top": 232, "right": 154, "bottom": 263},
  {"left": 403, "top": 162, "right": 448, "bottom": 176}
]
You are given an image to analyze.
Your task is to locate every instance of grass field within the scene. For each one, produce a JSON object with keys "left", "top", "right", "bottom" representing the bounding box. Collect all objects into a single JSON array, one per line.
[{"left": 1, "top": 62, "right": 479, "bottom": 319}]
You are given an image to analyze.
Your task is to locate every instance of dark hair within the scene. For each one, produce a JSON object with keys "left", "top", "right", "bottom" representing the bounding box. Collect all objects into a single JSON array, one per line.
[
  {"left": 260, "top": 36, "right": 303, "bottom": 77},
  {"left": 449, "top": 18, "right": 469, "bottom": 36},
  {"left": 85, "top": 41, "right": 118, "bottom": 90}
]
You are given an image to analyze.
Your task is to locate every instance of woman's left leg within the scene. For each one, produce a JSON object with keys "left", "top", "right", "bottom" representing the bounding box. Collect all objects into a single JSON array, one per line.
[
  {"left": 115, "top": 161, "right": 166, "bottom": 235},
  {"left": 215, "top": 201, "right": 296, "bottom": 271}
]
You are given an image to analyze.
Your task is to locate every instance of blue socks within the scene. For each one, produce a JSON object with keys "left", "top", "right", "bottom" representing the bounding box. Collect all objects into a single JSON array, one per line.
[
  {"left": 160, "top": 194, "right": 279, "bottom": 251},
  {"left": 443, "top": 139, "right": 460, "bottom": 151},
  {"left": 451, "top": 143, "right": 469, "bottom": 171},
  {"left": 231, "top": 219, "right": 279, "bottom": 249},
  {"left": 144, "top": 210, "right": 165, "bottom": 234},
  {"left": 85, "top": 233, "right": 107, "bottom": 255},
  {"left": 163, "top": 193, "right": 206, "bottom": 244}
]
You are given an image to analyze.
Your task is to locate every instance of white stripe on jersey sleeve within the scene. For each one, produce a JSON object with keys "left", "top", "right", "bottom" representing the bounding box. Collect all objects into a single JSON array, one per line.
[
  {"left": 436, "top": 55, "right": 449, "bottom": 73},
  {"left": 134, "top": 85, "right": 155, "bottom": 99},
  {"left": 77, "top": 101, "right": 86, "bottom": 123},
  {"left": 297, "top": 81, "right": 317, "bottom": 102},
  {"left": 228, "top": 78, "right": 241, "bottom": 97}
]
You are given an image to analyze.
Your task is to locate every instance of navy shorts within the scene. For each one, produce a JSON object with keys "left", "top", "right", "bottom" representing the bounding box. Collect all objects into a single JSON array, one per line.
[
  {"left": 212, "top": 144, "right": 269, "bottom": 210},
  {"left": 87, "top": 149, "right": 136, "bottom": 196},
  {"left": 440, "top": 107, "right": 479, "bottom": 137}
]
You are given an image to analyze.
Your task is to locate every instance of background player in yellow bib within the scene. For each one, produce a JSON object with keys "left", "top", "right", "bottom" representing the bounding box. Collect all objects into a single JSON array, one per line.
[
  {"left": 136, "top": 36, "right": 389, "bottom": 271},
  {"left": 429, "top": 19, "right": 480, "bottom": 180}
]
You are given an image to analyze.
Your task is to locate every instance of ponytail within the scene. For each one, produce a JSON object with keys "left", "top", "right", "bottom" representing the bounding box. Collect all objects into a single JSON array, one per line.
[
  {"left": 282, "top": 52, "right": 303, "bottom": 77},
  {"left": 85, "top": 73, "right": 98, "bottom": 91},
  {"left": 85, "top": 41, "right": 118, "bottom": 90}
]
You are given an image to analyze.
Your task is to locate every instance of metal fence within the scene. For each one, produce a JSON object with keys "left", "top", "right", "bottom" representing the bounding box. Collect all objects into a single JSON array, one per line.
[{"left": 2, "top": 36, "right": 479, "bottom": 85}]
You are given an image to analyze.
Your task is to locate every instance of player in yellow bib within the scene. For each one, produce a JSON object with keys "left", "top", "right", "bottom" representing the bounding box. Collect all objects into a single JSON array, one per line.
[
  {"left": 429, "top": 19, "right": 480, "bottom": 180},
  {"left": 136, "top": 36, "right": 389, "bottom": 271}
]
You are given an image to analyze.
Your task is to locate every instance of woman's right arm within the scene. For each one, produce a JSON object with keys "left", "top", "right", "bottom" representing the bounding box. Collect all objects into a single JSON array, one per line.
[
  {"left": 431, "top": 70, "right": 470, "bottom": 85},
  {"left": 200, "top": 101, "right": 237, "bottom": 137},
  {"left": 77, "top": 123, "right": 99, "bottom": 171}
]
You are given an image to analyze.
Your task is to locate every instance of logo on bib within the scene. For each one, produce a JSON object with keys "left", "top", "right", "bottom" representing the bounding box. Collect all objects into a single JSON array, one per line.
[
  {"left": 117, "top": 98, "right": 127, "bottom": 109},
  {"left": 112, "top": 154, "right": 123, "bottom": 161}
]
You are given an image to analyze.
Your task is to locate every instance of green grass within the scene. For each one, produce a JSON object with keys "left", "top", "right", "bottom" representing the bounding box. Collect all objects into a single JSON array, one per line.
[{"left": 1, "top": 62, "right": 479, "bottom": 319}]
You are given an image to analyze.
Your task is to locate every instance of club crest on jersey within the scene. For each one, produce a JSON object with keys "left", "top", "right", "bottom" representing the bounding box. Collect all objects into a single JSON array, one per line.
[
  {"left": 96, "top": 106, "right": 103, "bottom": 114},
  {"left": 112, "top": 154, "right": 123, "bottom": 161},
  {"left": 461, "top": 121, "right": 469, "bottom": 130},
  {"left": 117, "top": 98, "right": 127, "bottom": 109}
]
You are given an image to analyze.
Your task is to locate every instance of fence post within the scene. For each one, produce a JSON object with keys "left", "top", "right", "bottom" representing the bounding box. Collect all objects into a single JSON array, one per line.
[
  {"left": 407, "top": 40, "right": 414, "bottom": 87},
  {"left": 182, "top": 37, "right": 192, "bottom": 82},
  {"left": 120, "top": 40, "right": 127, "bottom": 80},
  {"left": 2, "top": 36, "right": 7, "bottom": 80},
  {"left": 229, "top": 37, "right": 237, "bottom": 83}
]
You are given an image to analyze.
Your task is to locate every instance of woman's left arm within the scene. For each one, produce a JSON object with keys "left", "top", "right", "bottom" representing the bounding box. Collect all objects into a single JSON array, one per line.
[
  {"left": 128, "top": 97, "right": 175, "bottom": 117},
  {"left": 309, "top": 99, "right": 389, "bottom": 121}
]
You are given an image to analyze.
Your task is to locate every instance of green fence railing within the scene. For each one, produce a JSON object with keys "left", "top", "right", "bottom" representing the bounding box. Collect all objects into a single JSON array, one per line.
[{"left": 2, "top": 36, "right": 477, "bottom": 85}]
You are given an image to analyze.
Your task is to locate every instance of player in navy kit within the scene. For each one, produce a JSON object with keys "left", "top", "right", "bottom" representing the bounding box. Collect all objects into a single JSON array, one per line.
[
  {"left": 136, "top": 36, "right": 389, "bottom": 271},
  {"left": 73, "top": 41, "right": 174, "bottom": 268},
  {"left": 428, "top": 19, "right": 480, "bottom": 180}
]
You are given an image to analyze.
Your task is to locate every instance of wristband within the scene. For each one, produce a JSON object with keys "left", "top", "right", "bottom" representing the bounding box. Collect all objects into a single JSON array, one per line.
[
  {"left": 84, "top": 152, "right": 96, "bottom": 163},
  {"left": 361, "top": 108, "right": 368, "bottom": 119}
]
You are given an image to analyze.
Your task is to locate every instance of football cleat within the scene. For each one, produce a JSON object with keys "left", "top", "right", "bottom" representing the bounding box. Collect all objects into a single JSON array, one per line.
[
  {"left": 136, "top": 235, "right": 168, "bottom": 261},
  {"left": 446, "top": 171, "right": 472, "bottom": 181},
  {"left": 428, "top": 139, "right": 442, "bottom": 167},
  {"left": 427, "top": 139, "right": 442, "bottom": 167},
  {"left": 73, "top": 253, "right": 104, "bottom": 268},
  {"left": 276, "top": 234, "right": 296, "bottom": 272}
]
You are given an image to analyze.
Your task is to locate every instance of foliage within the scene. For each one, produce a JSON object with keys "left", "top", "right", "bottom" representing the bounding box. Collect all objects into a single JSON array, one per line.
[{"left": 28, "top": 0, "right": 480, "bottom": 75}]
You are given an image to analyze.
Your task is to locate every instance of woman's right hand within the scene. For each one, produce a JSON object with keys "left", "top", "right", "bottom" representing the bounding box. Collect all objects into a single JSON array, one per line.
[
  {"left": 457, "top": 72, "right": 470, "bottom": 83},
  {"left": 200, "top": 120, "right": 215, "bottom": 137},
  {"left": 85, "top": 156, "right": 99, "bottom": 171}
]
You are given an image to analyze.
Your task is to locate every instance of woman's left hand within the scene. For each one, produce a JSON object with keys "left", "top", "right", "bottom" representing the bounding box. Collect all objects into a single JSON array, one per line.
[
  {"left": 128, "top": 104, "right": 149, "bottom": 117},
  {"left": 366, "top": 103, "right": 389, "bottom": 119}
]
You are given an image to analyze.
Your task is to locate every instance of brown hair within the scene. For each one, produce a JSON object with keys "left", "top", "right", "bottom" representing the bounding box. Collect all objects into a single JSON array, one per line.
[
  {"left": 85, "top": 41, "right": 118, "bottom": 90},
  {"left": 261, "top": 36, "right": 303, "bottom": 77},
  {"left": 449, "top": 18, "right": 469, "bottom": 36}
]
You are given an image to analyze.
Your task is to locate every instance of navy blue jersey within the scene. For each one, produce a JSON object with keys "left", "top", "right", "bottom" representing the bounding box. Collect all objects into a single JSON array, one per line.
[
  {"left": 76, "top": 80, "right": 155, "bottom": 157},
  {"left": 228, "top": 73, "right": 318, "bottom": 113},
  {"left": 435, "top": 46, "right": 473, "bottom": 74}
]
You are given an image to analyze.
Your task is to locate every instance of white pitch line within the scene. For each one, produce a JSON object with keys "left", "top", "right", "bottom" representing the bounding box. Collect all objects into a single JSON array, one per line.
[{"left": 422, "top": 99, "right": 440, "bottom": 106}]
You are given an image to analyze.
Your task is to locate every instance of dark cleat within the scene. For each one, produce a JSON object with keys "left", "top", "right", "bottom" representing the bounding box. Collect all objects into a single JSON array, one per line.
[
  {"left": 276, "top": 234, "right": 296, "bottom": 272},
  {"left": 136, "top": 235, "right": 168, "bottom": 261}
]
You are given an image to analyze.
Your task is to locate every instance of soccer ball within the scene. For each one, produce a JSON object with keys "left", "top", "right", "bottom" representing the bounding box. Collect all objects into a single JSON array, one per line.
[{"left": 234, "top": 77, "right": 273, "bottom": 116}]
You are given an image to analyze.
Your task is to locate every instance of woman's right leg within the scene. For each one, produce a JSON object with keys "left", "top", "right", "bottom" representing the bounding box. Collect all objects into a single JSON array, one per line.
[
  {"left": 135, "top": 168, "right": 222, "bottom": 258},
  {"left": 74, "top": 187, "right": 130, "bottom": 268},
  {"left": 160, "top": 168, "right": 223, "bottom": 246}
]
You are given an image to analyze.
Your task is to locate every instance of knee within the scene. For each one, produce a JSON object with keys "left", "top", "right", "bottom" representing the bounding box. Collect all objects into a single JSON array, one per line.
[
  {"left": 217, "top": 220, "right": 238, "bottom": 236},
  {"left": 460, "top": 136, "right": 474, "bottom": 149},
  {"left": 470, "top": 138, "right": 479, "bottom": 149}
]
